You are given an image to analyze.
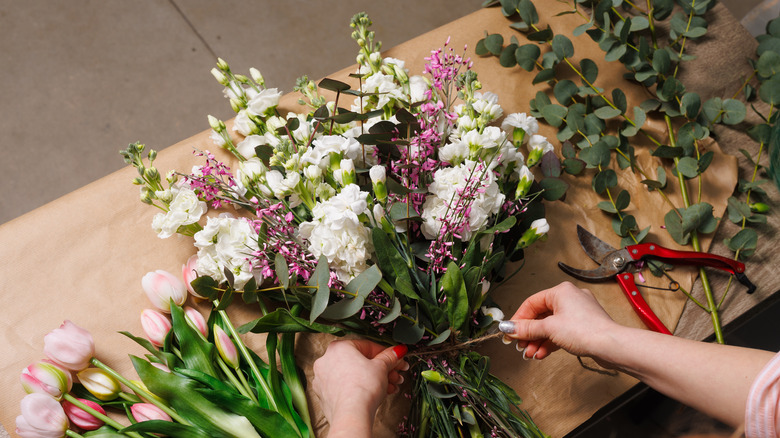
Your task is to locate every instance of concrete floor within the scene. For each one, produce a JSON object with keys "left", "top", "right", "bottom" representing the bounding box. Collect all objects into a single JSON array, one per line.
[{"left": 0, "top": 0, "right": 772, "bottom": 437}]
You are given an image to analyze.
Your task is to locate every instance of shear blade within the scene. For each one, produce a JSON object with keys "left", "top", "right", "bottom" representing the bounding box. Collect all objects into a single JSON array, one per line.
[
  {"left": 577, "top": 225, "right": 619, "bottom": 264},
  {"left": 558, "top": 261, "right": 619, "bottom": 282}
]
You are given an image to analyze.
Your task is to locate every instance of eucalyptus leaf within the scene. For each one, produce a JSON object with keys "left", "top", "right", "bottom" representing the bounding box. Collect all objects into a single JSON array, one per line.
[
  {"left": 484, "top": 34, "right": 504, "bottom": 56},
  {"left": 552, "top": 34, "right": 574, "bottom": 60},
  {"left": 539, "top": 177, "right": 568, "bottom": 200},
  {"left": 517, "top": 0, "right": 539, "bottom": 24},
  {"left": 612, "top": 89, "right": 627, "bottom": 113},
  {"left": 553, "top": 79, "right": 579, "bottom": 105},
  {"left": 677, "top": 156, "right": 700, "bottom": 178},
  {"left": 499, "top": 43, "right": 519, "bottom": 67},
  {"left": 540, "top": 103, "right": 568, "bottom": 127},
  {"left": 515, "top": 44, "right": 541, "bottom": 71},
  {"left": 319, "top": 265, "right": 382, "bottom": 320},
  {"left": 725, "top": 228, "right": 758, "bottom": 253},
  {"left": 680, "top": 93, "right": 701, "bottom": 119},
  {"left": 378, "top": 298, "right": 402, "bottom": 323},
  {"left": 393, "top": 312, "right": 425, "bottom": 344},
  {"left": 580, "top": 58, "right": 599, "bottom": 84},
  {"left": 722, "top": 99, "right": 746, "bottom": 125},
  {"left": 615, "top": 190, "right": 630, "bottom": 211},
  {"left": 308, "top": 256, "right": 331, "bottom": 323},
  {"left": 759, "top": 77, "right": 780, "bottom": 105},
  {"left": 592, "top": 169, "right": 617, "bottom": 194},
  {"left": 594, "top": 106, "right": 622, "bottom": 119},
  {"left": 240, "top": 308, "right": 346, "bottom": 335}
]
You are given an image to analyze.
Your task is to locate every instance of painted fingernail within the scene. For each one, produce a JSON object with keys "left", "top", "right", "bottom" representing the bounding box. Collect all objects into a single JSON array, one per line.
[
  {"left": 515, "top": 343, "right": 525, "bottom": 355},
  {"left": 532, "top": 351, "right": 541, "bottom": 360},
  {"left": 392, "top": 345, "right": 408, "bottom": 359},
  {"left": 498, "top": 320, "right": 516, "bottom": 334},
  {"left": 502, "top": 335, "right": 512, "bottom": 345},
  {"left": 397, "top": 375, "right": 405, "bottom": 385},
  {"left": 399, "top": 361, "right": 410, "bottom": 371},
  {"left": 522, "top": 349, "right": 530, "bottom": 360}
]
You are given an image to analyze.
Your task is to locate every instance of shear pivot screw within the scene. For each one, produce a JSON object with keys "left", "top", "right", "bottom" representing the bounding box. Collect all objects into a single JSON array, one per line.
[{"left": 613, "top": 257, "right": 625, "bottom": 268}]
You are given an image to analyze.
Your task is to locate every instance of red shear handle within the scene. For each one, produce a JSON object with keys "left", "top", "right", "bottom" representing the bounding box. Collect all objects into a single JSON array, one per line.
[
  {"left": 615, "top": 272, "right": 672, "bottom": 335},
  {"left": 625, "top": 243, "right": 745, "bottom": 275}
]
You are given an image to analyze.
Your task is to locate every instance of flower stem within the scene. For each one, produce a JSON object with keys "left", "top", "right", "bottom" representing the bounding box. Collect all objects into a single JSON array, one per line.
[
  {"left": 215, "top": 355, "right": 257, "bottom": 403},
  {"left": 89, "top": 357, "right": 188, "bottom": 425},
  {"left": 65, "top": 430, "right": 86, "bottom": 438},
  {"left": 63, "top": 394, "right": 143, "bottom": 438}
]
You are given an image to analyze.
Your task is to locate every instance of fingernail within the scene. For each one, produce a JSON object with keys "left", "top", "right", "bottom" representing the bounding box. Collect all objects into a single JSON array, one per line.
[
  {"left": 397, "top": 375, "right": 405, "bottom": 385},
  {"left": 515, "top": 343, "right": 525, "bottom": 355},
  {"left": 532, "top": 351, "right": 541, "bottom": 360},
  {"left": 498, "top": 320, "right": 516, "bottom": 334},
  {"left": 522, "top": 349, "right": 530, "bottom": 360},
  {"left": 399, "top": 361, "right": 410, "bottom": 371},
  {"left": 502, "top": 335, "right": 512, "bottom": 345},
  {"left": 392, "top": 345, "right": 408, "bottom": 359}
]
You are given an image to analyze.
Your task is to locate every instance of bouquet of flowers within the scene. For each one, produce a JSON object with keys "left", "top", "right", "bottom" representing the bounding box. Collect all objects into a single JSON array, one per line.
[
  {"left": 16, "top": 268, "right": 311, "bottom": 438},
  {"left": 120, "top": 12, "right": 556, "bottom": 436}
]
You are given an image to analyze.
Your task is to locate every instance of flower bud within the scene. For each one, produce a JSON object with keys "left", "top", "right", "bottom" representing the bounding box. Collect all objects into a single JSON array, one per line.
[
  {"left": 750, "top": 202, "right": 770, "bottom": 213},
  {"left": 182, "top": 254, "right": 203, "bottom": 298},
  {"left": 421, "top": 370, "right": 450, "bottom": 384},
  {"left": 140, "top": 309, "right": 172, "bottom": 348},
  {"left": 369, "top": 165, "right": 387, "bottom": 203},
  {"left": 514, "top": 166, "right": 534, "bottom": 199},
  {"left": 230, "top": 98, "right": 242, "bottom": 113},
  {"left": 131, "top": 403, "right": 172, "bottom": 423},
  {"left": 216, "top": 57, "right": 230, "bottom": 71},
  {"left": 21, "top": 360, "right": 73, "bottom": 400},
  {"left": 77, "top": 368, "right": 121, "bottom": 401},
  {"left": 140, "top": 187, "right": 154, "bottom": 205},
  {"left": 214, "top": 325, "right": 239, "bottom": 369},
  {"left": 338, "top": 159, "right": 356, "bottom": 186},
  {"left": 211, "top": 67, "right": 228, "bottom": 85},
  {"left": 132, "top": 177, "right": 144, "bottom": 185},
  {"left": 144, "top": 166, "right": 159, "bottom": 181},
  {"left": 234, "top": 74, "right": 249, "bottom": 84},
  {"left": 15, "top": 393, "right": 69, "bottom": 438},
  {"left": 142, "top": 269, "right": 187, "bottom": 313},
  {"left": 249, "top": 68, "right": 264, "bottom": 86},
  {"left": 184, "top": 306, "right": 208, "bottom": 338},
  {"left": 208, "top": 115, "right": 224, "bottom": 132},
  {"left": 62, "top": 398, "right": 105, "bottom": 431},
  {"left": 480, "top": 306, "right": 504, "bottom": 322},
  {"left": 516, "top": 218, "right": 550, "bottom": 249},
  {"left": 43, "top": 320, "right": 95, "bottom": 371},
  {"left": 131, "top": 380, "right": 166, "bottom": 405}
]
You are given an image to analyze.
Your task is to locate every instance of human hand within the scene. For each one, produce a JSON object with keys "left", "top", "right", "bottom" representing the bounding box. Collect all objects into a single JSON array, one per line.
[
  {"left": 498, "top": 281, "right": 620, "bottom": 361},
  {"left": 312, "top": 339, "right": 409, "bottom": 435}
]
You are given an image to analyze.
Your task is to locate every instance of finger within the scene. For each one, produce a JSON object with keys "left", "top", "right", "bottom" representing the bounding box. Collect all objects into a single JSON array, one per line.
[
  {"left": 532, "top": 339, "right": 558, "bottom": 360},
  {"left": 500, "top": 318, "right": 549, "bottom": 342},
  {"left": 389, "top": 370, "right": 405, "bottom": 386},
  {"left": 522, "top": 340, "right": 543, "bottom": 360},
  {"left": 510, "top": 289, "right": 555, "bottom": 321},
  {"left": 387, "top": 383, "right": 398, "bottom": 395},
  {"left": 372, "top": 345, "right": 407, "bottom": 373},
  {"left": 394, "top": 359, "right": 410, "bottom": 372},
  {"left": 348, "top": 339, "right": 389, "bottom": 359}
]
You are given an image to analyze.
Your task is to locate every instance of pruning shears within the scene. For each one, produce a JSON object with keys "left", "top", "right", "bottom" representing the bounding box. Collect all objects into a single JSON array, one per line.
[{"left": 558, "top": 225, "right": 756, "bottom": 335}]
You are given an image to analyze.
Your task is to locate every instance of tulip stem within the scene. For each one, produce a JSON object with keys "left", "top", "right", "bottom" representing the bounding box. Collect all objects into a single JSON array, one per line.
[
  {"left": 213, "top": 299, "right": 278, "bottom": 412},
  {"left": 90, "top": 357, "right": 189, "bottom": 425},
  {"left": 65, "top": 430, "right": 86, "bottom": 438},
  {"left": 63, "top": 394, "right": 143, "bottom": 438},
  {"left": 216, "top": 356, "right": 257, "bottom": 403}
]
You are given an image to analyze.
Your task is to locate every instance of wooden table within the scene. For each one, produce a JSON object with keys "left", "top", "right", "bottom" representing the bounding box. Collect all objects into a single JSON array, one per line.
[{"left": 1, "top": 4, "right": 776, "bottom": 437}]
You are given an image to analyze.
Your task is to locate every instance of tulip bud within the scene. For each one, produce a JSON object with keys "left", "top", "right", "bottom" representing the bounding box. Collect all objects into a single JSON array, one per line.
[
  {"left": 77, "top": 368, "right": 121, "bottom": 401},
  {"left": 516, "top": 218, "right": 550, "bottom": 249},
  {"left": 21, "top": 360, "right": 73, "bottom": 400},
  {"left": 15, "top": 393, "right": 69, "bottom": 438},
  {"left": 131, "top": 403, "right": 172, "bottom": 423},
  {"left": 43, "top": 320, "right": 95, "bottom": 371},
  {"left": 213, "top": 325, "right": 239, "bottom": 369},
  {"left": 140, "top": 309, "right": 172, "bottom": 348},
  {"left": 421, "top": 370, "right": 450, "bottom": 384},
  {"left": 184, "top": 306, "right": 208, "bottom": 338},
  {"left": 62, "top": 398, "right": 105, "bottom": 431},
  {"left": 130, "top": 380, "right": 166, "bottom": 405},
  {"left": 141, "top": 269, "right": 187, "bottom": 313},
  {"left": 181, "top": 254, "right": 203, "bottom": 298}
]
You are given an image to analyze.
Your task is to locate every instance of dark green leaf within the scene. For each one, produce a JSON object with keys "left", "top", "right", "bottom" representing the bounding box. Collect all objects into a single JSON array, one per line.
[
  {"left": 371, "top": 228, "right": 420, "bottom": 300},
  {"left": 664, "top": 209, "right": 688, "bottom": 245},
  {"left": 698, "top": 151, "right": 715, "bottom": 174},
  {"left": 308, "top": 255, "right": 331, "bottom": 323},
  {"left": 517, "top": 0, "right": 540, "bottom": 24},
  {"left": 427, "top": 329, "right": 452, "bottom": 346},
  {"left": 170, "top": 304, "right": 217, "bottom": 377},
  {"left": 580, "top": 58, "right": 598, "bottom": 84},
  {"left": 532, "top": 68, "right": 556, "bottom": 85},
  {"left": 552, "top": 34, "right": 574, "bottom": 60},
  {"left": 528, "top": 26, "right": 553, "bottom": 42},
  {"left": 594, "top": 106, "right": 622, "bottom": 119},
  {"left": 680, "top": 93, "right": 701, "bottom": 119},
  {"left": 441, "top": 262, "right": 469, "bottom": 331},
  {"left": 240, "top": 308, "right": 346, "bottom": 335},
  {"left": 553, "top": 79, "right": 579, "bottom": 105},
  {"left": 563, "top": 157, "right": 586, "bottom": 174},
  {"left": 485, "top": 34, "right": 504, "bottom": 56},
  {"left": 318, "top": 78, "right": 351, "bottom": 93},
  {"left": 630, "top": 16, "right": 650, "bottom": 31},
  {"left": 540, "top": 103, "right": 568, "bottom": 127},
  {"left": 701, "top": 97, "right": 723, "bottom": 123},
  {"left": 615, "top": 190, "right": 630, "bottom": 210},
  {"left": 475, "top": 38, "right": 489, "bottom": 56},
  {"left": 677, "top": 156, "right": 699, "bottom": 178},
  {"left": 759, "top": 77, "right": 780, "bottom": 105},
  {"left": 190, "top": 276, "right": 220, "bottom": 301},
  {"left": 597, "top": 201, "right": 617, "bottom": 213},
  {"left": 722, "top": 99, "right": 746, "bottom": 125},
  {"left": 515, "top": 44, "right": 541, "bottom": 71},
  {"left": 393, "top": 312, "right": 425, "bottom": 344},
  {"left": 499, "top": 43, "right": 518, "bottom": 67},
  {"left": 757, "top": 50, "right": 780, "bottom": 79},
  {"left": 652, "top": 145, "right": 684, "bottom": 158},
  {"left": 540, "top": 177, "right": 569, "bottom": 200},
  {"left": 320, "top": 265, "right": 382, "bottom": 320},
  {"left": 605, "top": 43, "right": 627, "bottom": 62},
  {"left": 725, "top": 228, "right": 758, "bottom": 252},
  {"left": 592, "top": 169, "right": 617, "bottom": 194},
  {"left": 612, "top": 89, "right": 627, "bottom": 113},
  {"left": 378, "top": 298, "right": 401, "bottom": 324},
  {"left": 727, "top": 196, "right": 752, "bottom": 223}
]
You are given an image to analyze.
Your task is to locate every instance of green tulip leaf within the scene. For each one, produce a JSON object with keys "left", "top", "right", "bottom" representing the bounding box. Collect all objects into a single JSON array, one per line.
[{"left": 239, "top": 308, "right": 346, "bottom": 335}]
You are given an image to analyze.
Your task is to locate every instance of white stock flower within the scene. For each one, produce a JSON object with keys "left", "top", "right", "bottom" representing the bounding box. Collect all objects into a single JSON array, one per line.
[
  {"left": 247, "top": 88, "right": 283, "bottom": 116},
  {"left": 501, "top": 113, "right": 539, "bottom": 141},
  {"left": 472, "top": 92, "right": 503, "bottom": 121},
  {"left": 237, "top": 158, "right": 267, "bottom": 186},
  {"left": 299, "top": 184, "right": 373, "bottom": 282},
  {"left": 264, "top": 170, "right": 300, "bottom": 198},
  {"left": 517, "top": 165, "right": 534, "bottom": 183},
  {"left": 408, "top": 75, "right": 429, "bottom": 103},
  {"left": 193, "top": 215, "right": 259, "bottom": 289},
  {"left": 363, "top": 72, "right": 404, "bottom": 109},
  {"left": 531, "top": 218, "right": 550, "bottom": 235},
  {"left": 438, "top": 140, "right": 469, "bottom": 164},
  {"left": 151, "top": 187, "right": 207, "bottom": 238}
]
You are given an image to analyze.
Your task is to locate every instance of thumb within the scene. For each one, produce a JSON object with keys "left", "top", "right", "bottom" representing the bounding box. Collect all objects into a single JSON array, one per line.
[
  {"left": 501, "top": 319, "right": 549, "bottom": 341},
  {"left": 372, "top": 345, "right": 407, "bottom": 372}
]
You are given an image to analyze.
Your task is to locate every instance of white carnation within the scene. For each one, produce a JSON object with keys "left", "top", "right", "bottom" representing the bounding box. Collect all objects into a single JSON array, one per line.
[
  {"left": 501, "top": 113, "right": 539, "bottom": 140},
  {"left": 528, "top": 134, "right": 554, "bottom": 154},
  {"left": 151, "top": 187, "right": 207, "bottom": 239},
  {"left": 247, "top": 88, "right": 282, "bottom": 116}
]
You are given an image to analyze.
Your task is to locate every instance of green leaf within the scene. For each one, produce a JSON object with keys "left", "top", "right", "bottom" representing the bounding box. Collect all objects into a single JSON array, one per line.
[
  {"left": 615, "top": 189, "right": 630, "bottom": 210},
  {"left": 540, "top": 103, "right": 568, "bottom": 127},
  {"left": 724, "top": 228, "right": 758, "bottom": 253},
  {"left": 574, "top": 20, "right": 593, "bottom": 37},
  {"left": 371, "top": 228, "right": 420, "bottom": 300},
  {"left": 612, "top": 89, "right": 627, "bottom": 113},
  {"left": 592, "top": 169, "right": 617, "bottom": 194},
  {"left": 540, "top": 177, "right": 569, "bottom": 201},
  {"left": 393, "top": 310, "right": 425, "bottom": 344},
  {"left": 553, "top": 79, "right": 579, "bottom": 105},
  {"left": 580, "top": 58, "right": 599, "bottom": 84},
  {"left": 580, "top": 141, "right": 611, "bottom": 167},
  {"left": 652, "top": 145, "right": 684, "bottom": 158},
  {"left": 759, "top": 77, "right": 780, "bottom": 105},
  {"left": 621, "top": 106, "right": 646, "bottom": 137},
  {"left": 757, "top": 50, "right": 780, "bottom": 79},
  {"left": 427, "top": 329, "right": 452, "bottom": 346},
  {"left": 515, "top": 44, "right": 541, "bottom": 71},
  {"left": 701, "top": 97, "right": 723, "bottom": 123},
  {"left": 682, "top": 202, "right": 718, "bottom": 235},
  {"left": 318, "top": 78, "right": 351, "bottom": 93},
  {"left": 664, "top": 209, "right": 688, "bottom": 245},
  {"left": 698, "top": 151, "right": 715, "bottom": 174},
  {"left": 594, "top": 106, "right": 622, "bottom": 119},
  {"left": 680, "top": 93, "right": 701, "bottom": 119},
  {"left": 388, "top": 202, "right": 421, "bottom": 221},
  {"left": 517, "top": 0, "right": 539, "bottom": 24},
  {"left": 240, "top": 308, "right": 346, "bottom": 335},
  {"left": 605, "top": 43, "right": 627, "bottom": 62},
  {"left": 722, "top": 99, "right": 746, "bottom": 125},
  {"left": 120, "top": 421, "right": 212, "bottom": 438},
  {"left": 441, "top": 262, "right": 469, "bottom": 331},
  {"left": 532, "top": 68, "right": 556, "bottom": 85},
  {"left": 170, "top": 304, "right": 218, "bottom": 378},
  {"left": 528, "top": 26, "right": 553, "bottom": 42},
  {"left": 597, "top": 201, "right": 617, "bottom": 213},
  {"left": 499, "top": 43, "right": 518, "bottom": 67},
  {"left": 190, "top": 276, "right": 220, "bottom": 301},
  {"left": 552, "top": 34, "right": 574, "bottom": 60},
  {"left": 563, "top": 157, "right": 586, "bottom": 174},
  {"left": 308, "top": 255, "right": 331, "bottom": 323},
  {"left": 475, "top": 38, "right": 489, "bottom": 56},
  {"left": 677, "top": 156, "right": 699, "bottom": 178},
  {"left": 727, "top": 196, "right": 752, "bottom": 223},
  {"left": 630, "top": 16, "right": 650, "bottom": 31},
  {"left": 484, "top": 34, "right": 504, "bottom": 56},
  {"left": 541, "top": 151, "right": 562, "bottom": 177},
  {"left": 378, "top": 298, "right": 401, "bottom": 324},
  {"left": 274, "top": 253, "right": 290, "bottom": 289},
  {"left": 320, "top": 265, "right": 382, "bottom": 320}
]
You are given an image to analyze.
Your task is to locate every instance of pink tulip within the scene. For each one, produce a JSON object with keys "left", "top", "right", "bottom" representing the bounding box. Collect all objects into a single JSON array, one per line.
[
  {"left": 62, "top": 398, "right": 105, "bottom": 431},
  {"left": 21, "top": 360, "right": 73, "bottom": 400},
  {"left": 43, "top": 320, "right": 95, "bottom": 371},
  {"left": 182, "top": 254, "right": 204, "bottom": 298},
  {"left": 140, "top": 309, "right": 172, "bottom": 347},
  {"left": 15, "top": 393, "right": 69, "bottom": 438},
  {"left": 213, "top": 325, "right": 239, "bottom": 368},
  {"left": 184, "top": 306, "right": 208, "bottom": 337},
  {"left": 142, "top": 269, "right": 187, "bottom": 312},
  {"left": 130, "top": 403, "right": 172, "bottom": 422}
]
